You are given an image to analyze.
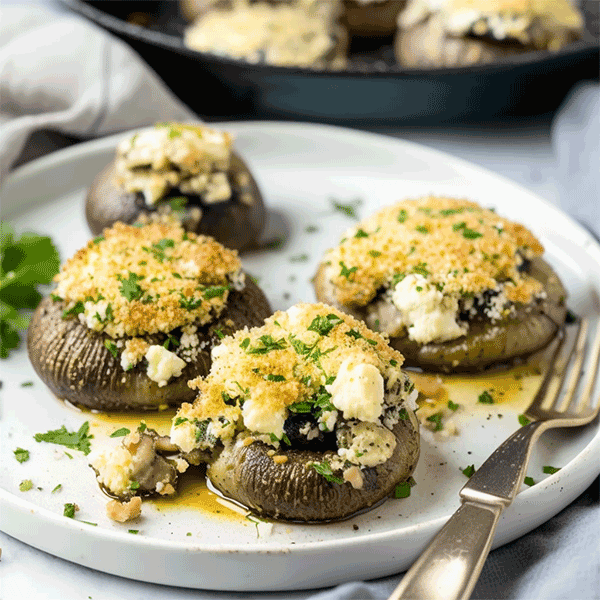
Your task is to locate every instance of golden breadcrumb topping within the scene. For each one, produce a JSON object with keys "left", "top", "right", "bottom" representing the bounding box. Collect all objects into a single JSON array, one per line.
[
  {"left": 114, "top": 122, "right": 234, "bottom": 206},
  {"left": 175, "top": 303, "right": 404, "bottom": 430},
  {"left": 54, "top": 220, "right": 242, "bottom": 338},
  {"left": 322, "top": 196, "right": 544, "bottom": 307}
]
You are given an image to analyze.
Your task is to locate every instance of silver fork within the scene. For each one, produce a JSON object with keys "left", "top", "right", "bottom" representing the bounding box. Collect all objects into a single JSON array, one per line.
[{"left": 388, "top": 317, "right": 600, "bottom": 600}]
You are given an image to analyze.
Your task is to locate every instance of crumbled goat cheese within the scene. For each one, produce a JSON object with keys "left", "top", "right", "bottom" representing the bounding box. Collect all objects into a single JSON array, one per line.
[
  {"left": 326, "top": 357, "right": 385, "bottom": 422},
  {"left": 170, "top": 419, "right": 198, "bottom": 454},
  {"left": 242, "top": 398, "right": 287, "bottom": 438},
  {"left": 145, "top": 345, "right": 186, "bottom": 387},
  {"left": 337, "top": 422, "right": 397, "bottom": 468},
  {"left": 391, "top": 274, "right": 467, "bottom": 344}
]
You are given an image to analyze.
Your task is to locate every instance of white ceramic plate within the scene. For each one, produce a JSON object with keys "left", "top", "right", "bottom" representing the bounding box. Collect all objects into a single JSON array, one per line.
[{"left": 1, "top": 122, "right": 599, "bottom": 592}]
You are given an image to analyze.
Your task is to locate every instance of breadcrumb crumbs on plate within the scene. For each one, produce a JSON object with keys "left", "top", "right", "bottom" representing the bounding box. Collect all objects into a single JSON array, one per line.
[{"left": 322, "top": 196, "right": 544, "bottom": 307}]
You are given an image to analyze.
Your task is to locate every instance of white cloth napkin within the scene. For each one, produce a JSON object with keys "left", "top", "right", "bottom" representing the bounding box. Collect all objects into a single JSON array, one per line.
[{"left": 0, "top": 0, "right": 196, "bottom": 184}]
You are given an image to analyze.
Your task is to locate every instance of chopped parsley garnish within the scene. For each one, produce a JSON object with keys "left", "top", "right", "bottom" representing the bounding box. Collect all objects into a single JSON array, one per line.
[
  {"left": 0, "top": 223, "right": 60, "bottom": 358},
  {"left": 179, "top": 294, "right": 203, "bottom": 310},
  {"left": 305, "top": 224, "right": 319, "bottom": 233},
  {"left": 289, "top": 254, "right": 309, "bottom": 262},
  {"left": 137, "top": 422, "right": 147, "bottom": 432},
  {"left": 518, "top": 414, "right": 531, "bottom": 426},
  {"left": 411, "top": 263, "right": 430, "bottom": 277},
  {"left": 128, "top": 529, "right": 139, "bottom": 534},
  {"left": 394, "top": 479, "right": 415, "bottom": 499},
  {"left": 311, "top": 461, "right": 344, "bottom": 484},
  {"left": 288, "top": 401, "right": 313, "bottom": 413},
  {"left": 34, "top": 421, "right": 93, "bottom": 455},
  {"left": 452, "top": 221, "right": 482, "bottom": 239},
  {"left": 397, "top": 209, "right": 408, "bottom": 223},
  {"left": 214, "top": 328, "right": 225, "bottom": 339},
  {"left": 265, "top": 374, "right": 286, "bottom": 382},
  {"left": 52, "top": 484, "right": 62, "bottom": 493},
  {"left": 203, "top": 284, "right": 229, "bottom": 299},
  {"left": 109, "top": 427, "right": 130, "bottom": 438},
  {"left": 21, "top": 381, "right": 34, "bottom": 387},
  {"left": 163, "top": 332, "right": 180, "bottom": 350},
  {"left": 462, "top": 465, "right": 476, "bottom": 478},
  {"left": 543, "top": 466, "right": 561, "bottom": 474},
  {"left": 262, "top": 237, "right": 284, "bottom": 250},
  {"left": 118, "top": 272, "right": 144, "bottom": 302},
  {"left": 167, "top": 197, "right": 188, "bottom": 213},
  {"left": 330, "top": 197, "right": 362, "bottom": 219},
  {"left": 447, "top": 400, "right": 459, "bottom": 411},
  {"left": 221, "top": 392, "right": 237, "bottom": 406},
  {"left": 354, "top": 229, "right": 369, "bottom": 238},
  {"left": 104, "top": 339, "right": 119, "bottom": 358},
  {"left": 130, "top": 481, "right": 140, "bottom": 490},
  {"left": 368, "top": 250, "right": 382, "bottom": 258},
  {"left": 19, "top": 479, "right": 33, "bottom": 492},
  {"left": 14, "top": 447, "right": 30, "bottom": 463},
  {"left": 156, "top": 122, "right": 181, "bottom": 139},
  {"left": 439, "top": 208, "right": 464, "bottom": 216},
  {"left": 307, "top": 313, "right": 343, "bottom": 336},
  {"left": 415, "top": 225, "right": 429, "bottom": 234},
  {"left": 478, "top": 391, "right": 494, "bottom": 404},
  {"left": 339, "top": 261, "right": 358, "bottom": 280},
  {"left": 426, "top": 412, "right": 443, "bottom": 431},
  {"left": 63, "top": 503, "right": 77, "bottom": 518},
  {"left": 244, "top": 334, "right": 287, "bottom": 355},
  {"left": 524, "top": 476, "right": 535, "bottom": 487},
  {"left": 174, "top": 417, "right": 189, "bottom": 426},
  {"left": 62, "top": 301, "right": 85, "bottom": 319}
]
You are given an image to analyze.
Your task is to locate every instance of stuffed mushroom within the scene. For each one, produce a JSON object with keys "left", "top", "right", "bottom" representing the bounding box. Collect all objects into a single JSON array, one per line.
[
  {"left": 314, "top": 196, "right": 567, "bottom": 372},
  {"left": 85, "top": 122, "right": 266, "bottom": 252},
  {"left": 169, "top": 303, "right": 420, "bottom": 522},
  {"left": 28, "top": 220, "right": 271, "bottom": 411},
  {"left": 183, "top": 0, "right": 348, "bottom": 69},
  {"left": 395, "top": 0, "right": 584, "bottom": 68}
]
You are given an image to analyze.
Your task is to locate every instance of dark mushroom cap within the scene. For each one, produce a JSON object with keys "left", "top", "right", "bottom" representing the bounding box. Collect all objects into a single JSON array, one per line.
[
  {"left": 27, "top": 277, "right": 271, "bottom": 411},
  {"left": 207, "top": 414, "right": 419, "bottom": 522},
  {"left": 85, "top": 151, "right": 266, "bottom": 252}
]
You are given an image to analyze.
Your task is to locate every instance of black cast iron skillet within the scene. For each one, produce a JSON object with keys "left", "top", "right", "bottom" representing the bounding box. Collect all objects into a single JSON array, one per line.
[{"left": 62, "top": 0, "right": 599, "bottom": 125}]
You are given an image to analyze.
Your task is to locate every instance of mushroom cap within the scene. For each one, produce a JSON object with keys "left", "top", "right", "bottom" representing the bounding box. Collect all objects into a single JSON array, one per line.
[
  {"left": 85, "top": 152, "right": 266, "bottom": 252},
  {"left": 27, "top": 278, "right": 272, "bottom": 410},
  {"left": 207, "top": 413, "right": 420, "bottom": 522}
]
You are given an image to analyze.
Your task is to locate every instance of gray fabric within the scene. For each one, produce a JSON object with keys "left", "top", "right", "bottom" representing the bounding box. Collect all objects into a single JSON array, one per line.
[{"left": 0, "top": 1, "right": 598, "bottom": 598}]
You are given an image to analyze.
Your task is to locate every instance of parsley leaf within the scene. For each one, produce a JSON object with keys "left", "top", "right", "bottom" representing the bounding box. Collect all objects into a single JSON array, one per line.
[
  {"left": 478, "top": 391, "right": 494, "bottom": 404},
  {"left": 63, "top": 503, "right": 78, "bottom": 518},
  {"left": 462, "top": 465, "right": 476, "bottom": 478},
  {"left": 1, "top": 222, "right": 60, "bottom": 358},
  {"left": 447, "top": 400, "right": 459, "bottom": 412},
  {"left": 118, "top": 272, "right": 144, "bottom": 302},
  {"left": 34, "top": 421, "right": 93, "bottom": 455},
  {"left": 14, "top": 447, "right": 30, "bottom": 463},
  {"left": 524, "top": 476, "right": 535, "bottom": 487},
  {"left": 330, "top": 198, "right": 362, "bottom": 219},
  {"left": 394, "top": 481, "right": 412, "bottom": 498},
  {"left": 426, "top": 412, "right": 444, "bottom": 431},
  {"left": 203, "top": 285, "right": 230, "bottom": 299},
  {"left": 543, "top": 465, "right": 561, "bottom": 474},
  {"left": 339, "top": 261, "right": 358, "bottom": 280},
  {"left": 19, "top": 479, "right": 33, "bottom": 492},
  {"left": 110, "top": 427, "right": 130, "bottom": 438},
  {"left": 307, "top": 313, "right": 343, "bottom": 336},
  {"left": 310, "top": 461, "right": 344, "bottom": 484},
  {"left": 518, "top": 414, "right": 531, "bottom": 426},
  {"left": 244, "top": 335, "right": 287, "bottom": 355}
]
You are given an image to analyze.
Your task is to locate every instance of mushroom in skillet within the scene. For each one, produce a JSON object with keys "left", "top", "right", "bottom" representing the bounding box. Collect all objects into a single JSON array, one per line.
[
  {"left": 168, "top": 303, "right": 420, "bottom": 522},
  {"left": 27, "top": 220, "right": 271, "bottom": 411},
  {"left": 314, "top": 196, "right": 567, "bottom": 372},
  {"left": 85, "top": 122, "right": 266, "bottom": 252},
  {"left": 395, "top": 0, "right": 584, "bottom": 68}
]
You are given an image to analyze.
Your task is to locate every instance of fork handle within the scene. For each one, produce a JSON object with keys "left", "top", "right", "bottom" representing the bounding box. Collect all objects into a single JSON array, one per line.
[
  {"left": 389, "top": 421, "right": 549, "bottom": 600},
  {"left": 387, "top": 500, "right": 503, "bottom": 600}
]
